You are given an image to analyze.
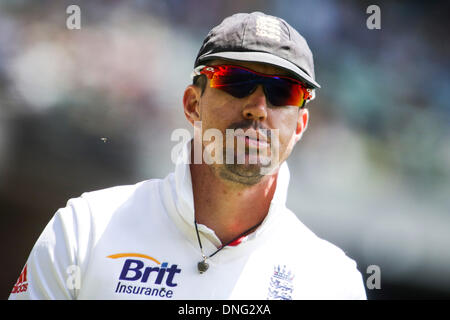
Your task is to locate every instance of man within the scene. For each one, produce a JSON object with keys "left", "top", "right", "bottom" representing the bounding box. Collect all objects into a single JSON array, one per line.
[{"left": 9, "top": 12, "right": 366, "bottom": 300}]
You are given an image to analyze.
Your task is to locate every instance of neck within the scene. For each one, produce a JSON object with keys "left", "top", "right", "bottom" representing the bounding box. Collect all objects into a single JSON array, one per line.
[{"left": 190, "top": 161, "right": 279, "bottom": 245}]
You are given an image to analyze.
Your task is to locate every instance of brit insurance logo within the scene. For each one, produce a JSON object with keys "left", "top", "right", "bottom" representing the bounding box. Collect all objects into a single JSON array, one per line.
[
  {"left": 107, "top": 253, "right": 182, "bottom": 299},
  {"left": 267, "top": 264, "right": 294, "bottom": 300}
]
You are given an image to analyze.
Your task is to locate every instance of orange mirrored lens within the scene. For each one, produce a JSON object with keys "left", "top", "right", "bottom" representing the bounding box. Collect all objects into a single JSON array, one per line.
[{"left": 201, "top": 65, "right": 309, "bottom": 107}]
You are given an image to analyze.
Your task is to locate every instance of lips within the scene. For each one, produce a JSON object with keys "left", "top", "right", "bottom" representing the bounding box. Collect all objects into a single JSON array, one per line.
[
  {"left": 233, "top": 129, "right": 270, "bottom": 148},
  {"left": 244, "top": 136, "right": 269, "bottom": 148}
]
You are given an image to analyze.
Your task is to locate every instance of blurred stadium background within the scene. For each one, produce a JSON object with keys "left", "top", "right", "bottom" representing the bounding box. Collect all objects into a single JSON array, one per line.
[{"left": 0, "top": 0, "right": 449, "bottom": 299}]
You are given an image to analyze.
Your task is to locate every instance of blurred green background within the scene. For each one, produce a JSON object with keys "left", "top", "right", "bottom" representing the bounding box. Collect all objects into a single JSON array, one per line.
[{"left": 0, "top": 0, "right": 449, "bottom": 299}]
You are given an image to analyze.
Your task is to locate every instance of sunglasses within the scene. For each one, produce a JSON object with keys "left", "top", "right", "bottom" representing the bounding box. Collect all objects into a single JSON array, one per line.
[{"left": 192, "top": 64, "right": 312, "bottom": 107}]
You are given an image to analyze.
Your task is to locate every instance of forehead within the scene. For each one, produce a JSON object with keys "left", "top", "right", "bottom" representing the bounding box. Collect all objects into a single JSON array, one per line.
[{"left": 207, "top": 59, "right": 292, "bottom": 77}]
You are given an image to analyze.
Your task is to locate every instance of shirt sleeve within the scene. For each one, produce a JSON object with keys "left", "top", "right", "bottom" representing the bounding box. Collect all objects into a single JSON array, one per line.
[{"left": 8, "top": 196, "right": 91, "bottom": 300}]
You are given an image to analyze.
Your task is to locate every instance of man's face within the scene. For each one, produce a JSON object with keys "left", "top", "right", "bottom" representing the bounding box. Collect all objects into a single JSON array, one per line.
[{"left": 184, "top": 59, "right": 309, "bottom": 185}]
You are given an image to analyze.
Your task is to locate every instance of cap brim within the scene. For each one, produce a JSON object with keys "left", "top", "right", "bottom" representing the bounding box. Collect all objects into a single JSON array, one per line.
[{"left": 197, "top": 51, "right": 320, "bottom": 89}]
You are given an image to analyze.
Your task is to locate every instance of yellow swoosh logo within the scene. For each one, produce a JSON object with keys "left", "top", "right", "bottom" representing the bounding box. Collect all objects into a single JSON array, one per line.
[{"left": 107, "top": 253, "right": 160, "bottom": 265}]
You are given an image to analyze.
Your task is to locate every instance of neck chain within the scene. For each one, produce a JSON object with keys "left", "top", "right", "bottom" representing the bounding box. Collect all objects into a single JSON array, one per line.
[{"left": 194, "top": 219, "right": 262, "bottom": 274}]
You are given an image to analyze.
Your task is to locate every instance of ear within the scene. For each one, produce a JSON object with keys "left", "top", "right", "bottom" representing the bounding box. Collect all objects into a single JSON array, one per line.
[
  {"left": 183, "top": 85, "right": 201, "bottom": 125},
  {"left": 294, "top": 108, "right": 309, "bottom": 142}
]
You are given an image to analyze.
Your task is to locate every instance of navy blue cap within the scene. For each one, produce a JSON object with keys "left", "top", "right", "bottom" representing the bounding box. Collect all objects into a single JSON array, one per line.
[{"left": 195, "top": 12, "right": 320, "bottom": 89}]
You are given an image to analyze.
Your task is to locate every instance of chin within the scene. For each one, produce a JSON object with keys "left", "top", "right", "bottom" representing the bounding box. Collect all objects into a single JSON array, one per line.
[{"left": 217, "top": 162, "right": 271, "bottom": 186}]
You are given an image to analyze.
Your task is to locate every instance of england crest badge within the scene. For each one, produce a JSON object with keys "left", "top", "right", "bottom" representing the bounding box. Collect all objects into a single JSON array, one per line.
[{"left": 267, "top": 264, "right": 295, "bottom": 300}]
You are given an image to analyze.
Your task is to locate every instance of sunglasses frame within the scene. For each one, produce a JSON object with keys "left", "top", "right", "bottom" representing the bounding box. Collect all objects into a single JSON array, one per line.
[{"left": 191, "top": 64, "right": 313, "bottom": 107}]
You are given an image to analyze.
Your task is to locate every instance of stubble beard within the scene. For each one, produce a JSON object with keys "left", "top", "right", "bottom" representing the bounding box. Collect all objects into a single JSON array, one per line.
[{"left": 215, "top": 147, "right": 274, "bottom": 186}]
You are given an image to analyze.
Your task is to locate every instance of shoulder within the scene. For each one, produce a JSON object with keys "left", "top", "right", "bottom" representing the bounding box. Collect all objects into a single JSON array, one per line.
[
  {"left": 275, "top": 208, "right": 367, "bottom": 299},
  {"left": 80, "top": 179, "right": 160, "bottom": 209},
  {"left": 278, "top": 208, "right": 348, "bottom": 257},
  {"left": 52, "top": 179, "right": 163, "bottom": 244},
  {"left": 78, "top": 179, "right": 166, "bottom": 214}
]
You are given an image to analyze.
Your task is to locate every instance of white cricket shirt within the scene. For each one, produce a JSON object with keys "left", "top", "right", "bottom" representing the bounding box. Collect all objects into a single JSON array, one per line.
[{"left": 9, "top": 141, "right": 367, "bottom": 300}]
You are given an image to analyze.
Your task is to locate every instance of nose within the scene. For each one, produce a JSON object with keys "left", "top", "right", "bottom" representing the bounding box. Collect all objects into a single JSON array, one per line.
[{"left": 241, "top": 85, "right": 268, "bottom": 121}]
